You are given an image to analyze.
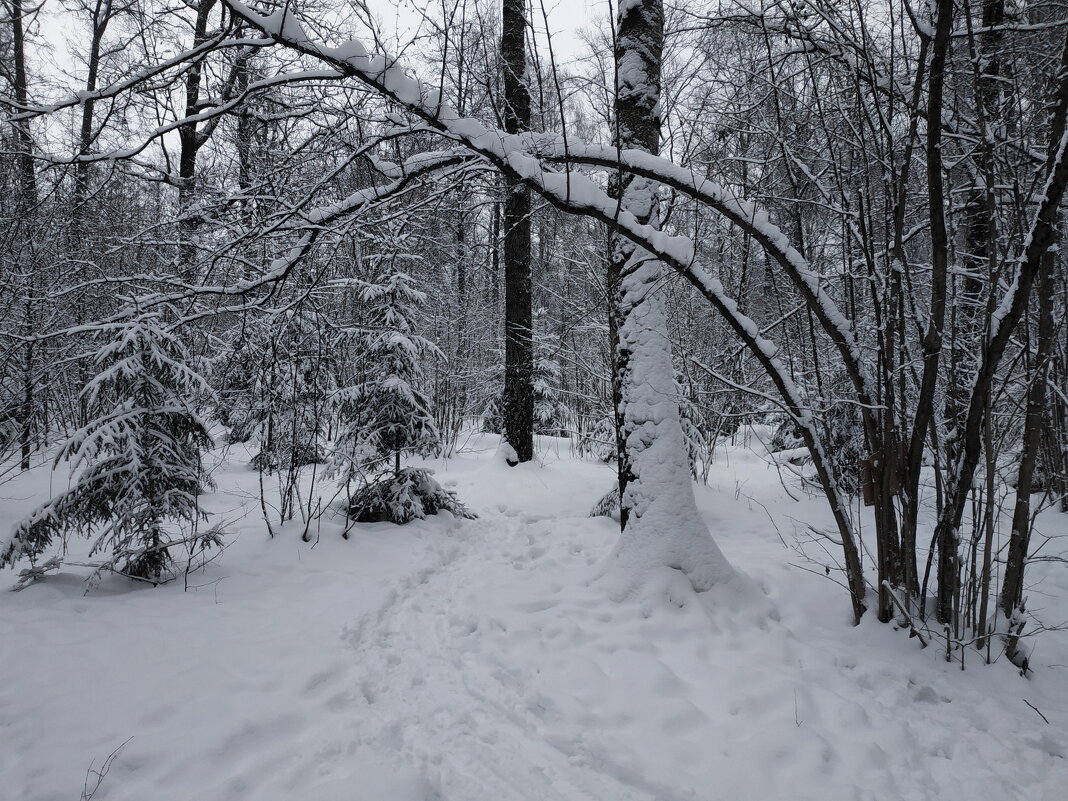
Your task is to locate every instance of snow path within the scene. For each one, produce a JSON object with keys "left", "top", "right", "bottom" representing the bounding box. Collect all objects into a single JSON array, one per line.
[
  {"left": 335, "top": 490, "right": 1067, "bottom": 801},
  {"left": 2, "top": 438, "right": 1066, "bottom": 800},
  {"left": 343, "top": 512, "right": 662, "bottom": 800}
]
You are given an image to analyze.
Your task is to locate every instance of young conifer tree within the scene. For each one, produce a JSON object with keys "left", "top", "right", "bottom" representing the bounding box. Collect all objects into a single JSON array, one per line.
[
  {"left": 484, "top": 312, "right": 569, "bottom": 438},
  {"left": 1, "top": 315, "right": 218, "bottom": 582},
  {"left": 334, "top": 267, "right": 473, "bottom": 524},
  {"left": 531, "top": 313, "right": 570, "bottom": 438},
  {"left": 225, "top": 310, "right": 331, "bottom": 472}
]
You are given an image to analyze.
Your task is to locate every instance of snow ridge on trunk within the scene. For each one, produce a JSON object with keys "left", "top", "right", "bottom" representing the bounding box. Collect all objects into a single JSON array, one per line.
[
  {"left": 604, "top": 0, "right": 734, "bottom": 596},
  {"left": 609, "top": 250, "right": 735, "bottom": 594}
]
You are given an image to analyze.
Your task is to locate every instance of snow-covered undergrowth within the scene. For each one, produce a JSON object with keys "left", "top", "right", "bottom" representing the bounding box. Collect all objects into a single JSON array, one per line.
[{"left": 2, "top": 434, "right": 1065, "bottom": 801}]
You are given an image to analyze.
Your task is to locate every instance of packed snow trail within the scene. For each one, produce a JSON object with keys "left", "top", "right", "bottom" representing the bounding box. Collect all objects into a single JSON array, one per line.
[
  {"left": 340, "top": 458, "right": 1064, "bottom": 801},
  {"left": 331, "top": 458, "right": 1067, "bottom": 801},
  {"left": 2, "top": 439, "right": 1066, "bottom": 801},
  {"left": 344, "top": 514, "right": 639, "bottom": 799}
]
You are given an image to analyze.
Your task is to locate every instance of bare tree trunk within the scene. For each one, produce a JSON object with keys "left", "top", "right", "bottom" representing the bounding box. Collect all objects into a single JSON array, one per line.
[
  {"left": 1001, "top": 248, "right": 1056, "bottom": 642},
  {"left": 73, "top": 0, "right": 110, "bottom": 227},
  {"left": 885, "top": 31, "right": 931, "bottom": 615},
  {"left": 489, "top": 190, "right": 501, "bottom": 308},
  {"left": 10, "top": 0, "right": 36, "bottom": 202},
  {"left": 11, "top": 0, "right": 38, "bottom": 470},
  {"left": 176, "top": 0, "right": 219, "bottom": 282},
  {"left": 500, "top": 0, "right": 534, "bottom": 463},
  {"left": 70, "top": 0, "right": 115, "bottom": 428},
  {"left": 947, "top": 0, "right": 1004, "bottom": 472},
  {"left": 911, "top": 0, "right": 956, "bottom": 625},
  {"left": 931, "top": 25, "right": 1068, "bottom": 625}
]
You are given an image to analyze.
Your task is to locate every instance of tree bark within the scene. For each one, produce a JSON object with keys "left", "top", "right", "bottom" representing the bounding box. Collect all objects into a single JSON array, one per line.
[
  {"left": 946, "top": 0, "right": 1004, "bottom": 471},
  {"left": 11, "top": 0, "right": 38, "bottom": 470},
  {"left": 608, "top": 0, "right": 668, "bottom": 527},
  {"left": 911, "top": 0, "right": 956, "bottom": 624},
  {"left": 1001, "top": 248, "right": 1055, "bottom": 629},
  {"left": 70, "top": 0, "right": 115, "bottom": 428},
  {"left": 500, "top": 0, "right": 534, "bottom": 463},
  {"left": 176, "top": 0, "right": 219, "bottom": 282}
]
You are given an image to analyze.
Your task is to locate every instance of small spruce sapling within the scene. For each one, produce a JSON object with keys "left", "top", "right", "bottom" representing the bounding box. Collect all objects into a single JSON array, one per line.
[
  {"left": 333, "top": 270, "right": 474, "bottom": 523},
  {"left": 483, "top": 311, "right": 569, "bottom": 438},
  {"left": 1, "top": 316, "right": 219, "bottom": 583},
  {"left": 243, "top": 310, "right": 332, "bottom": 472},
  {"left": 532, "top": 320, "right": 571, "bottom": 437}
]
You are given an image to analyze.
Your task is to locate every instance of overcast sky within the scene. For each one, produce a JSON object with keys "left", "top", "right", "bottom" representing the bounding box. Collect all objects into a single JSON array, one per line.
[
  {"left": 18, "top": 1, "right": 606, "bottom": 175},
  {"left": 33, "top": 0, "right": 603, "bottom": 89},
  {"left": 351, "top": 0, "right": 600, "bottom": 64}
]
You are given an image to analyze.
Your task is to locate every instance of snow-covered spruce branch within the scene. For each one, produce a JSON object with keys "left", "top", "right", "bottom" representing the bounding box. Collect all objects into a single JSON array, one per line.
[{"left": 219, "top": 0, "right": 868, "bottom": 618}]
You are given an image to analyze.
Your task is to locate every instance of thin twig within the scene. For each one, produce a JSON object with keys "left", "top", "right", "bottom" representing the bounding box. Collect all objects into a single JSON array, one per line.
[{"left": 1023, "top": 699, "right": 1050, "bottom": 724}]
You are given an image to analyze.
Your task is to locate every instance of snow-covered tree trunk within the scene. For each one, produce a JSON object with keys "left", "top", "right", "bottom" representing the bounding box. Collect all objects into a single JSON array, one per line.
[
  {"left": 605, "top": 0, "right": 734, "bottom": 593},
  {"left": 1000, "top": 243, "right": 1057, "bottom": 646}
]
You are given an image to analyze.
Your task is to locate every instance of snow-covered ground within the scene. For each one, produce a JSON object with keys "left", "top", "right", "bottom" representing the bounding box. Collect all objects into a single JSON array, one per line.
[{"left": 2, "top": 434, "right": 1066, "bottom": 801}]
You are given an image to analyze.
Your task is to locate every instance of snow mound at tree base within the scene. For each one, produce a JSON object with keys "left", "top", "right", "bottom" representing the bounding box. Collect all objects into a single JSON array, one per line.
[
  {"left": 594, "top": 491, "right": 744, "bottom": 603},
  {"left": 596, "top": 529, "right": 744, "bottom": 599}
]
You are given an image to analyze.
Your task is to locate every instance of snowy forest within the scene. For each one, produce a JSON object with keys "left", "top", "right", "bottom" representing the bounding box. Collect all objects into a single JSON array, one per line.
[{"left": 2, "top": 0, "right": 1067, "bottom": 798}]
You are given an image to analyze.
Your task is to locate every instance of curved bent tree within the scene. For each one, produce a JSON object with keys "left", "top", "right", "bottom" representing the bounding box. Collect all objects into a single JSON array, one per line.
[
  {"left": 6, "top": 0, "right": 1067, "bottom": 649},
  {"left": 219, "top": 0, "right": 1068, "bottom": 627}
]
